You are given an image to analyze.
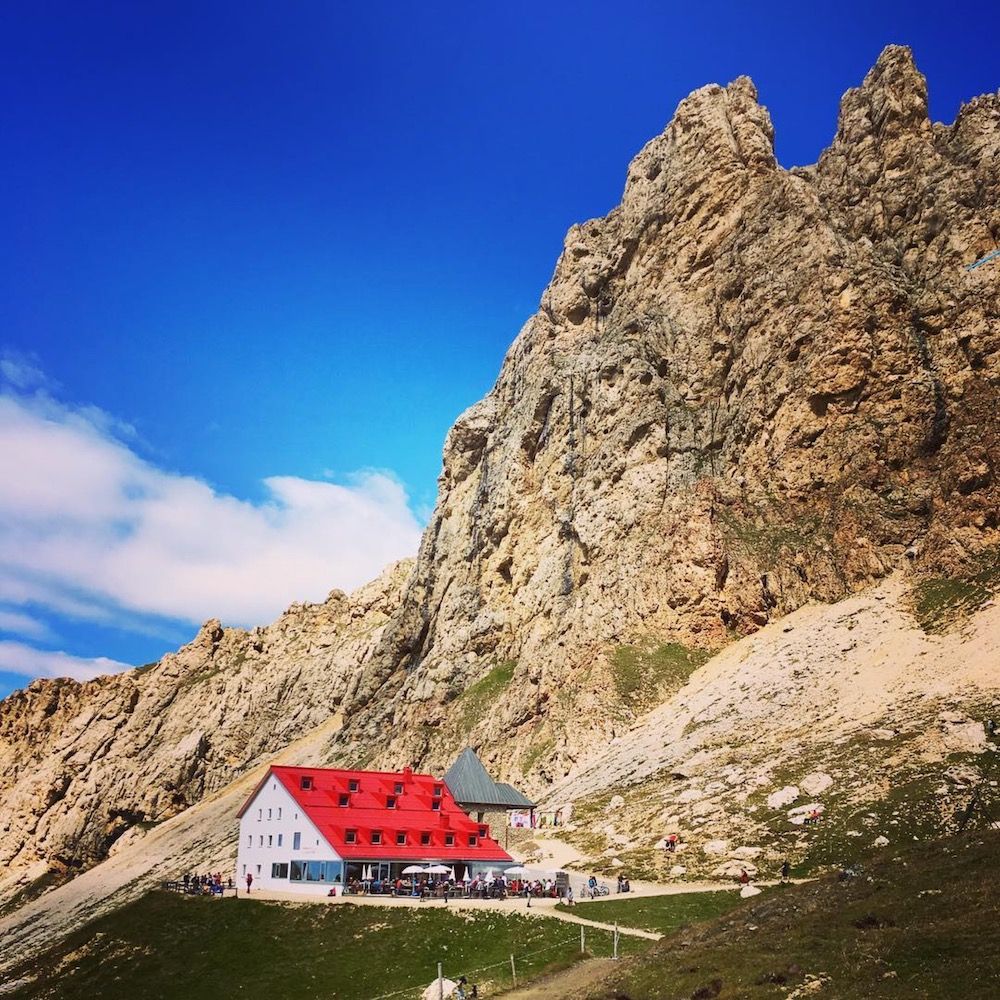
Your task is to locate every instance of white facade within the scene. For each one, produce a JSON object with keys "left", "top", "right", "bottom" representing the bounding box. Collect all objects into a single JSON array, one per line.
[{"left": 235, "top": 776, "right": 343, "bottom": 895}]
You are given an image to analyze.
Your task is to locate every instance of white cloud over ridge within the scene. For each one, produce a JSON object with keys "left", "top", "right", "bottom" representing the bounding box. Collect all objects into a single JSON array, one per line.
[
  {"left": 0, "top": 389, "right": 424, "bottom": 680},
  {"left": 0, "top": 609, "right": 52, "bottom": 641},
  {"left": 0, "top": 640, "right": 132, "bottom": 683}
]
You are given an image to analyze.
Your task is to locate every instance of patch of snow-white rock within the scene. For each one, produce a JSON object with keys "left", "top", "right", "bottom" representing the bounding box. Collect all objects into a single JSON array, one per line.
[
  {"left": 800, "top": 772, "right": 833, "bottom": 796},
  {"left": 767, "top": 785, "right": 799, "bottom": 809}
]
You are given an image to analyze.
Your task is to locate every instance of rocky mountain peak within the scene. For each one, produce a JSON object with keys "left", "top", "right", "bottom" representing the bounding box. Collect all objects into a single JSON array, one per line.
[{"left": 834, "top": 44, "right": 931, "bottom": 148}]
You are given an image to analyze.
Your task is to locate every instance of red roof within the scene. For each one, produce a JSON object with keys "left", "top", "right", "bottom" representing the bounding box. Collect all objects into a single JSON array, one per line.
[{"left": 240, "top": 765, "right": 513, "bottom": 863}]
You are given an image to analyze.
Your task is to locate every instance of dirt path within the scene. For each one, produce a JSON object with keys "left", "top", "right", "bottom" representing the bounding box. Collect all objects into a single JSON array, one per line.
[
  {"left": 497, "top": 958, "right": 617, "bottom": 998},
  {"left": 530, "top": 905, "right": 661, "bottom": 940}
]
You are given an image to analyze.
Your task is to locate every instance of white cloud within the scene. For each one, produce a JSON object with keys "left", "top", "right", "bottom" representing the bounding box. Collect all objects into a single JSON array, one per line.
[
  {"left": 0, "top": 640, "right": 132, "bottom": 683},
  {"left": 0, "top": 351, "right": 48, "bottom": 391},
  {"left": 0, "top": 609, "right": 53, "bottom": 641},
  {"left": 0, "top": 391, "right": 423, "bottom": 647}
]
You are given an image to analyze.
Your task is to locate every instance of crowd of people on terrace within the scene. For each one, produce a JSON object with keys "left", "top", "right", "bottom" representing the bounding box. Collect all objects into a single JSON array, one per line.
[
  {"left": 178, "top": 872, "right": 232, "bottom": 895},
  {"left": 341, "top": 872, "right": 563, "bottom": 900}
]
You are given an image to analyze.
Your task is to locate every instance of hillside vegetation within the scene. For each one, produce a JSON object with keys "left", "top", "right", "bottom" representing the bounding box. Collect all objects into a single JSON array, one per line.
[
  {"left": 0, "top": 895, "right": 626, "bottom": 1000},
  {"left": 586, "top": 830, "right": 1000, "bottom": 999}
]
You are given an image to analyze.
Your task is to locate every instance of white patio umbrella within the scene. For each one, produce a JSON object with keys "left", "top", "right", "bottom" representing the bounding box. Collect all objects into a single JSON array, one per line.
[
  {"left": 426, "top": 864, "right": 451, "bottom": 874},
  {"left": 504, "top": 865, "right": 530, "bottom": 876},
  {"left": 402, "top": 865, "right": 426, "bottom": 875}
]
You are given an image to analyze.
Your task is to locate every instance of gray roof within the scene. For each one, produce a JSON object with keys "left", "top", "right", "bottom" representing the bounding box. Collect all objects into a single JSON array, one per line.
[{"left": 443, "top": 749, "right": 535, "bottom": 809}]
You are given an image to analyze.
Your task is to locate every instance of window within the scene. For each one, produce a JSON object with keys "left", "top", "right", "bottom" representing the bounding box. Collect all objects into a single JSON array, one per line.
[
  {"left": 277, "top": 834, "right": 283, "bottom": 847},
  {"left": 371, "top": 831, "right": 382, "bottom": 845},
  {"left": 338, "top": 793, "right": 349, "bottom": 807},
  {"left": 468, "top": 834, "right": 478, "bottom": 847},
  {"left": 431, "top": 798, "right": 441, "bottom": 811},
  {"left": 386, "top": 796, "right": 397, "bottom": 809},
  {"left": 345, "top": 829, "right": 357, "bottom": 844},
  {"left": 394, "top": 782, "right": 404, "bottom": 795},
  {"left": 259, "top": 835, "right": 263, "bottom": 847},
  {"left": 433, "top": 785, "right": 442, "bottom": 796},
  {"left": 256, "top": 864, "right": 261, "bottom": 874},
  {"left": 241, "top": 864, "right": 246, "bottom": 876},
  {"left": 420, "top": 832, "right": 431, "bottom": 846},
  {"left": 257, "top": 808, "right": 262, "bottom": 821},
  {"left": 300, "top": 775, "right": 314, "bottom": 791},
  {"left": 271, "top": 862, "right": 289, "bottom": 879},
  {"left": 291, "top": 861, "right": 340, "bottom": 883},
  {"left": 444, "top": 833, "right": 455, "bottom": 847},
  {"left": 267, "top": 835, "right": 273, "bottom": 847},
  {"left": 267, "top": 808, "right": 272, "bottom": 819},
  {"left": 247, "top": 834, "right": 252, "bottom": 848},
  {"left": 396, "top": 832, "right": 406, "bottom": 846},
  {"left": 479, "top": 827, "right": 487, "bottom": 838},
  {"left": 349, "top": 779, "right": 360, "bottom": 792},
  {"left": 277, "top": 807, "right": 282, "bottom": 820},
  {"left": 293, "top": 832, "right": 301, "bottom": 850}
]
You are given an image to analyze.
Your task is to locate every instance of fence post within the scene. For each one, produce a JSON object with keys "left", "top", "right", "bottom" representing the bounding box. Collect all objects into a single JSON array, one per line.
[
  {"left": 510, "top": 953, "right": 517, "bottom": 987},
  {"left": 580, "top": 925, "right": 586, "bottom": 954},
  {"left": 437, "top": 961, "right": 444, "bottom": 1000},
  {"left": 613, "top": 923, "right": 619, "bottom": 960}
]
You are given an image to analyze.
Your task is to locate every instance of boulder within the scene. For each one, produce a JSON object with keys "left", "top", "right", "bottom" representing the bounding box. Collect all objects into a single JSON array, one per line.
[
  {"left": 800, "top": 772, "right": 833, "bottom": 796},
  {"left": 767, "top": 786, "right": 800, "bottom": 809}
]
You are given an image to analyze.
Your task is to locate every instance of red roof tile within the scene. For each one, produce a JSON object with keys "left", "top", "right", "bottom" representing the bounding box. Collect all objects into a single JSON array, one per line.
[{"left": 242, "top": 765, "right": 513, "bottom": 862}]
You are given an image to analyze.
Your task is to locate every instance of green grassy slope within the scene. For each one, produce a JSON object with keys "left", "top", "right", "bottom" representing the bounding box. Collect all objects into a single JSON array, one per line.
[
  {"left": 557, "top": 890, "right": 751, "bottom": 936},
  {"left": 585, "top": 830, "right": 1000, "bottom": 999},
  {"left": 3, "top": 895, "right": 611, "bottom": 1000}
]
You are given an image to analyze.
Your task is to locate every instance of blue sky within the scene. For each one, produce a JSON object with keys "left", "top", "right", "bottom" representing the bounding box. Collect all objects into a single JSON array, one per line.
[{"left": 1, "top": 1, "right": 998, "bottom": 698}]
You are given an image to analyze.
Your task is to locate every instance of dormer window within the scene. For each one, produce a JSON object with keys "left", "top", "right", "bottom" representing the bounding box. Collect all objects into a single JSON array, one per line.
[
  {"left": 338, "top": 794, "right": 349, "bottom": 807},
  {"left": 431, "top": 798, "right": 441, "bottom": 811},
  {"left": 433, "top": 784, "right": 443, "bottom": 796},
  {"left": 371, "top": 830, "right": 382, "bottom": 845},
  {"left": 348, "top": 779, "right": 360, "bottom": 792},
  {"left": 420, "top": 832, "right": 431, "bottom": 846},
  {"left": 479, "top": 827, "right": 487, "bottom": 838},
  {"left": 444, "top": 833, "right": 455, "bottom": 846},
  {"left": 468, "top": 834, "right": 478, "bottom": 846},
  {"left": 300, "top": 776, "right": 314, "bottom": 791},
  {"left": 394, "top": 782, "right": 404, "bottom": 795},
  {"left": 345, "top": 829, "right": 357, "bottom": 844},
  {"left": 386, "top": 796, "right": 397, "bottom": 809},
  {"left": 396, "top": 831, "right": 406, "bottom": 845}
]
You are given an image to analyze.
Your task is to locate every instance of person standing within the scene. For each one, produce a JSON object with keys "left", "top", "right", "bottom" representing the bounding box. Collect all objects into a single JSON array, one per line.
[
  {"left": 781, "top": 860, "right": 791, "bottom": 882},
  {"left": 245, "top": 871, "right": 253, "bottom": 894}
]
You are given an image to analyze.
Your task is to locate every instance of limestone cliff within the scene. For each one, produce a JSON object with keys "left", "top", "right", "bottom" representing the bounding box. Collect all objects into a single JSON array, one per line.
[
  {"left": 0, "top": 45, "right": 998, "bottom": 917},
  {"left": 331, "top": 46, "right": 999, "bottom": 779},
  {"left": 0, "top": 561, "right": 411, "bottom": 903}
]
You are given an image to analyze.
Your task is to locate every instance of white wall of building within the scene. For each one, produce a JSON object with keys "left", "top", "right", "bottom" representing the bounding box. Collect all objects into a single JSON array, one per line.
[{"left": 235, "top": 776, "right": 342, "bottom": 895}]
